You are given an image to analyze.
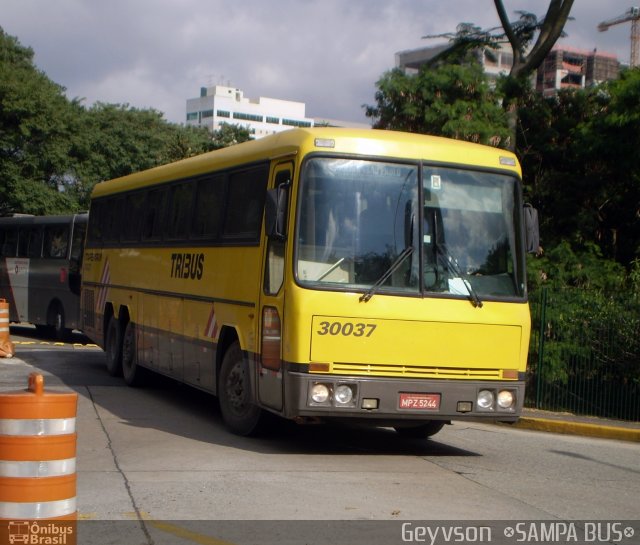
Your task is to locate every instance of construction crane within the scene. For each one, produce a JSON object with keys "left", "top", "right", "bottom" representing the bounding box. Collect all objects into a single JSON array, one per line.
[{"left": 598, "top": 7, "right": 640, "bottom": 68}]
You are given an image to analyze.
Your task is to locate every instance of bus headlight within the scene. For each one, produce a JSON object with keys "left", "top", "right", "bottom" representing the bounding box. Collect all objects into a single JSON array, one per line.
[
  {"left": 311, "top": 383, "right": 331, "bottom": 404},
  {"left": 477, "top": 389, "right": 495, "bottom": 410},
  {"left": 497, "top": 390, "right": 515, "bottom": 409},
  {"left": 334, "top": 384, "right": 354, "bottom": 405}
]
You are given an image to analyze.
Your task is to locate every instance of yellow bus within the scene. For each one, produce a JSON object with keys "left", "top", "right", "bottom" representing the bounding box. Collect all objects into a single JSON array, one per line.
[{"left": 81, "top": 128, "right": 537, "bottom": 437}]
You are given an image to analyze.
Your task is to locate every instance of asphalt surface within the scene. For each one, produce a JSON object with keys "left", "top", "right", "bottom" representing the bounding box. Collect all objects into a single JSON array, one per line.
[
  {"left": 2, "top": 330, "right": 639, "bottom": 443},
  {"left": 1, "top": 330, "right": 639, "bottom": 545}
]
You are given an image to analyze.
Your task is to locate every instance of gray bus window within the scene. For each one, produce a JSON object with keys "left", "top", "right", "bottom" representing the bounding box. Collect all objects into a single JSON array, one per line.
[
  {"left": 44, "top": 226, "right": 70, "bottom": 258},
  {"left": 1, "top": 229, "right": 18, "bottom": 257},
  {"left": 28, "top": 228, "right": 43, "bottom": 258},
  {"left": 17, "top": 228, "right": 30, "bottom": 257}
]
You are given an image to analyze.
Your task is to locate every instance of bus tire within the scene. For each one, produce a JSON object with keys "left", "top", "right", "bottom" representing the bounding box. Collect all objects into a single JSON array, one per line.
[
  {"left": 122, "top": 321, "right": 144, "bottom": 386},
  {"left": 219, "top": 341, "right": 263, "bottom": 436},
  {"left": 105, "top": 317, "right": 123, "bottom": 377},
  {"left": 393, "top": 421, "right": 446, "bottom": 438}
]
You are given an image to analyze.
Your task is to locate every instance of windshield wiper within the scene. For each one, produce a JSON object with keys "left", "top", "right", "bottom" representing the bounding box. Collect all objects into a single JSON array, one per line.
[
  {"left": 360, "top": 246, "right": 414, "bottom": 303},
  {"left": 434, "top": 243, "right": 483, "bottom": 308}
]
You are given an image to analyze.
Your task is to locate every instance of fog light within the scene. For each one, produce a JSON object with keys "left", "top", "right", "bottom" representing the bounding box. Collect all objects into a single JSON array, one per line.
[
  {"left": 457, "top": 401, "right": 473, "bottom": 413},
  {"left": 497, "top": 390, "right": 515, "bottom": 409},
  {"left": 477, "top": 389, "right": 495, "bottom": 410},
  {"left": 334, "top": 384, "right": 354, "bottom": 405},
  {"left": 362, "top": 398, "right": 379, "bottom": 410},
  {"left": 311, "top": 383, "right": 330, "bottom": 403}
]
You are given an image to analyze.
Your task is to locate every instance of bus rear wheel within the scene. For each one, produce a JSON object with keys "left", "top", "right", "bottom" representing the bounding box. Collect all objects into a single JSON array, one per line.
[
  {"left": 219, "top": 341, "right": 263, "bottom": 436},
  {"left": 393, "top": 421, "right": 447, "bottom": 438},
  {"left": 105, "top": 317, "right": 123, "bottom": 377},
  {"left": 122, "top": 322, "right": 144, "bottom": 386}
]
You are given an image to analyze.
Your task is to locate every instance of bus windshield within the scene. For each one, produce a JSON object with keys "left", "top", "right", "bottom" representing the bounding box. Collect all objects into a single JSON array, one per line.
[{"left": 295, "top": 157, "right": 523, "bottom": 300}]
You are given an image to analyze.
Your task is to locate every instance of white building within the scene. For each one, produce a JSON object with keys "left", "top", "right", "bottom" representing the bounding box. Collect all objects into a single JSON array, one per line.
[{"left": 186, "top": 85, "right": 315, "bottom": 138}]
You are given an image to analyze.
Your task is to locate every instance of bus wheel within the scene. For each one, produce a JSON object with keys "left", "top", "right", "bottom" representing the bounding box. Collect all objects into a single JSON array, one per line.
[
  {"left": 122, "top": 322, "right": 144, "bottom": 386},
  {"left": 105, "top": 317, "right": 123, "bottom": 377},
  {"left": 393, "top": 421, "right": 446, "bottom": 438},
  {"left": 219, "top": 342, "right": 263, "bottom": 436}
]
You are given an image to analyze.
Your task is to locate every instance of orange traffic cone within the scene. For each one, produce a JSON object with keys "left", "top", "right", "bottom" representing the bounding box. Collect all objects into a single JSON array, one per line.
[
  {"left": 0, "top": 373, "right": 78, "bottom": 544},
  {"left": 0, "top": 299, "right": 14, "bottom": 358}
]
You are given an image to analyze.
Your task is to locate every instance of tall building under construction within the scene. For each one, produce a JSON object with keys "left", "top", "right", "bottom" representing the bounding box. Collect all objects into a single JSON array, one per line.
[{"left": 536, "top": 46, "right": 621, "bottom": 97}]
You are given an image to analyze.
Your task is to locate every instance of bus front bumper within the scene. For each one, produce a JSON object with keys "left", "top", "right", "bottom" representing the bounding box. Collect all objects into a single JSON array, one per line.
[{"left": 284, "top": 373, "right": 525, "bottom": 423}]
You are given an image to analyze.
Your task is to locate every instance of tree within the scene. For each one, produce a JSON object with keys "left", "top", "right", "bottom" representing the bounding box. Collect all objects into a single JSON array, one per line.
[
  {"left": 364, "top": 60, "right": 510, "bottom": 146},
  {"left": 425, "top": 0, "right": 575, "bottom": 149},
  {"left": 518, "top": 72, "right": 640, "bottom": 265},
  {"left": 497, "top": 0, "right": 574, "bottom": 147},
  {"left": 0, "top": 28, "right": 80, "bottom": 214},
  {"left": 210, "top": 123, "right": 253, "bottom": 149},
  {"left": 68, "top": 103, "right": 215, "bottom": 205},
  {"left": 0, "top": 26, "right": 231, "bottom": 215}
]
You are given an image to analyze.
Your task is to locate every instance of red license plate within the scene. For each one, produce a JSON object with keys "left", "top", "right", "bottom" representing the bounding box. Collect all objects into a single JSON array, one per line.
[{"left": 398, "top": 393, "right": 440, "bottom": 410}]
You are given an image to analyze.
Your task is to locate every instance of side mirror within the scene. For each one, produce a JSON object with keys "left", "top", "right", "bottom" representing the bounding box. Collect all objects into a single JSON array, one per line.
[
  {"left": 523, "top": 204, "right": 540, "bottom": 254},
  {"left": 265, "top": 181, "right": 289, "bottom": 241}
]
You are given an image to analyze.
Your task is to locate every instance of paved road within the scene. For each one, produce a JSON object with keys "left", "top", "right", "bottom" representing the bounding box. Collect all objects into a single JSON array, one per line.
[{"left": 2, "top": 327, "right": 640, "bottom": 544}]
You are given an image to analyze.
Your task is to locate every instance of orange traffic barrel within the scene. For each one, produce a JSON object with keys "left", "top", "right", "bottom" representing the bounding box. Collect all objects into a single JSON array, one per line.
[
  {"left": 0, "top": 299, "right": 14, "bottom": 358},
  {"left": 0, "top": 373, "right": 77, "bottom": 520}
]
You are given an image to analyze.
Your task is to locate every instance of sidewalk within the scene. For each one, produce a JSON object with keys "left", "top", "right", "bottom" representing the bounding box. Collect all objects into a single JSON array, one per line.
[{"left": 511, "top": 408, "right": 640, "bottom": 442}]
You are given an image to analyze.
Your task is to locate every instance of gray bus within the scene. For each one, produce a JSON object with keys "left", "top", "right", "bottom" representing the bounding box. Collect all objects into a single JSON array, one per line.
[{"left": 0, "top": 214, "right": 87, "bottom": 339}]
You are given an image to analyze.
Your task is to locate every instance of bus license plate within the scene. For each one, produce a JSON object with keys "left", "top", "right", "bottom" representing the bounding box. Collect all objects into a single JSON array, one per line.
[{"left": 398, "top": 393, "right": 440, "bottom": 410}]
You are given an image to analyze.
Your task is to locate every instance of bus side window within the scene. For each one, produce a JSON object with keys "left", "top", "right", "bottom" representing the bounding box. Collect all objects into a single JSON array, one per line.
[
  {"left": 1, "top": 229, "right": 18, "bottom": 257},
  {"left": 263, "top": 169, "right": 290, "bottom": 295},
  {"left": 71, "top": 223, "right": 86, "bottom": 262},
  {"left": 87, "top": 201, "right": 104, "bottom": 247},
  {"left": 223, "top": 166, "right": 268, "bottom": 240},
  {"left": 123, "top": 192, "right": 145, "bottom": 243},
  {"left": 104, "top": 197, "right": 124, "bottom": 245},
  {"left": 192, "top": 175, "right": 225, "bottom": 240},
  {"left": 17, "top": 228, "right": 30, "bottom": 257},
  {"left": 28, "top": 228, "right": 43, "bottom": 258},
  {"left": 166, "top": 183, "right": 193, "bottom": 241},
  {"left": 44, "top": 226, "right": 70, "bottom": 258},
  {"left": 142, "top": 188, "right": 168, "bottom": 242}
]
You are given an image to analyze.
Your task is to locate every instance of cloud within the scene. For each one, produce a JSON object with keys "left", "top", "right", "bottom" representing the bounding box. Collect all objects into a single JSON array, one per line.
[{"left": 2, "top": 0, "right": 636, "bottom": 125}]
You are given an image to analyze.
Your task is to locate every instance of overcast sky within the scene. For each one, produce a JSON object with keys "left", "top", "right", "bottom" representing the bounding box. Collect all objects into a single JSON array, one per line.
[{"left": 2, "top": 0, "right": 636, "bottom": 125}]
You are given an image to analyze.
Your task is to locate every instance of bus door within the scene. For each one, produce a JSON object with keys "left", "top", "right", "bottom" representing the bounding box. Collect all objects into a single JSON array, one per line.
[
  {"left": 257, "top": 163, "right": 292, "bottom": 412},
  {"left": 2, "top": 228, "right": 30, "bottom": 322}
]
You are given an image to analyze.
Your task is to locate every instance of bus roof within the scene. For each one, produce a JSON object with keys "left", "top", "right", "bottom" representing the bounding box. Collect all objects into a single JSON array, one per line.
[{"left": 91, "top": 128, "right": 521, "bottom": 198}]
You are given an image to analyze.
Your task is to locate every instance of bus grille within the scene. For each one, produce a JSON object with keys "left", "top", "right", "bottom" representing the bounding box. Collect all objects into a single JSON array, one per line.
[{"left": 330, "top": 362, "right": 502, "bottom": 380}]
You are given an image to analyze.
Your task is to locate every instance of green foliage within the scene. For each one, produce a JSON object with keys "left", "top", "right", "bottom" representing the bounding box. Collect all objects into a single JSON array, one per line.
[
  {"left": 526, "top": 245, "right": 640, "bottom": 419},
  {"left": 0, "top": 27, "right": 224, "bottom": 215},
  {"left": 425, "top": 2, "right": 575, "bottom": 149},
  {"left": 519, "top": 71, "right": 640, "bottom": 265},
  {"left": 364, "top": 63, "right": 510, "bottom": 147},
  {"left": 0, "top": 28, "right": 80, "bottom": 214},
  {"left": 68, "top": 103, "right": 216, "bottom": 205},
  {"left": 210, "top": 123, "right": 253, "bottom": 149},
  {"left": 526, "top": 242, "right": 627, "bottom": 292}
]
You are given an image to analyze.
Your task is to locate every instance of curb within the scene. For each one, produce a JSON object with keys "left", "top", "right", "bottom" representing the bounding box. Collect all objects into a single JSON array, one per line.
[{"left": 512, "top": 417, "right": 640, "bottom": 443}]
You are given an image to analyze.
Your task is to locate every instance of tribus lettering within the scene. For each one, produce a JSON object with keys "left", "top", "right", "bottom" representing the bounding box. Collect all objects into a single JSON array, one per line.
[{"left": 171, "top": 253, "right": 205, "bottom": 280}]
